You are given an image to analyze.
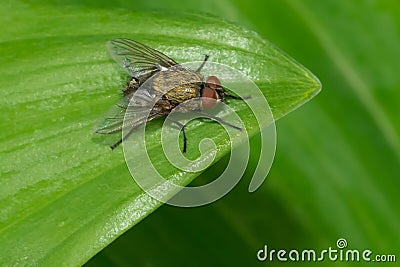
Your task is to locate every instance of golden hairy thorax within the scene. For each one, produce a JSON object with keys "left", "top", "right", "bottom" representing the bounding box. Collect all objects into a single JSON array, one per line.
[{"left": 152, "top": 68, "right": 202, "bottom": 104}]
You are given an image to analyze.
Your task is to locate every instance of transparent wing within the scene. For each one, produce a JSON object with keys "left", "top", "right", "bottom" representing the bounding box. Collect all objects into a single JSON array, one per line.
[
  {"left": 107, "top": 38, "right": 178, "bottom": 79},
  {"left": 95, "top": 90, "right": 165, "bottom": 134},
  {"left": 94, "top": 98, "right": 129, "bottom": 134}
]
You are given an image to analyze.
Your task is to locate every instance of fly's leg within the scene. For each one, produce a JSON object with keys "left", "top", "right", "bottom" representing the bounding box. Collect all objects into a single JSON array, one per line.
[
  {"left": 224, "top": 91, "right": 245, "bottom": 100},
  {"left": 166, "top": 117, "right": 187, "bottom": 153},
  {"left": 194, "top": 110, "right": 242, "bottom": 131},
  {"left": 110, "top": 117, "right": 149, "bottom": 150},
  {"left": 195, "top": 55, "right": 209, "bottom": 73},
  {"left": 221, "top": 87, "right": 251, "bottom": 100},
  {"left": 110, "top": 139, "right": 123, "bottom": 150},
  {"left": 110, "top": 125, "right": 137, "bottom": 150}
]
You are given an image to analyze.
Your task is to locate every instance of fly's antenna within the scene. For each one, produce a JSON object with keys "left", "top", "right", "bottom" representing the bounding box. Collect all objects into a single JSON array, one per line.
[{"left": 195, "top": 55, "right": 209, "bottom": 73}]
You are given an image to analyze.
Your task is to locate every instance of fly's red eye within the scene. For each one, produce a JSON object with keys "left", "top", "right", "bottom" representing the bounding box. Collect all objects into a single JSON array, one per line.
[
  {"left": 206, "top": 76, "right": 221, "bottom": 90},
  {"left": 201, "top": 87, "right": 218, "bottom": 108},
  {"left": 202, "top": 76, "right": 221, "bottom": 108}
]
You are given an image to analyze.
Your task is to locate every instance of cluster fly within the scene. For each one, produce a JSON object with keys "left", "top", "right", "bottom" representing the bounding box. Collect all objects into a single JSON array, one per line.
[{"left": 95, "top": 38, "right": 243, "bottom": 152}]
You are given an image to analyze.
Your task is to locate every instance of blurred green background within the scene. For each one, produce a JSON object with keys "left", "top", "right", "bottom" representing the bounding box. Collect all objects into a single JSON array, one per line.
[
  {"left": 86, "top": 0, "right": 400, "bottom": 266},
  {"left": 1, "top": 0, "right": 399, "bottom": 266}
]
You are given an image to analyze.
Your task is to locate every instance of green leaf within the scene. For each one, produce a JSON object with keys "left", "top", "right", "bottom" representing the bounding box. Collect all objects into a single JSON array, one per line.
[
  {"left": 86, "top": 1, "right": 400, "bottom": 267},
  {"left": 0, "top": 1, "right": 320, "bottom": 266}
]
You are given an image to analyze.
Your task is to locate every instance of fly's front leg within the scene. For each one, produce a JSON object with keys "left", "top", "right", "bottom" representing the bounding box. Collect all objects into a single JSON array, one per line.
[
  {"left": 220, "top": 87, "right": 251, "bottom": 101},
  {"left": 194, "top": 110, "right": 242, "bottom": 131},
  {"left": 195, "top": 55, "right": 209, "bottom": 73},
  {"left": 166, "top": 117, "right": 187, "bottom": 153}
]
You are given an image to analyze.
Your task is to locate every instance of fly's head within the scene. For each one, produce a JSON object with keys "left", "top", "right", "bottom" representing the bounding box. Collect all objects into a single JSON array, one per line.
[{"left": 201, "top": 76, "right": 224, "bottom": 109}]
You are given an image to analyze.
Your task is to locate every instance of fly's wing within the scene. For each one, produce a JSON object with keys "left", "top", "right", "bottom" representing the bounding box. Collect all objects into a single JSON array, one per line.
[
  {"left": 94, "top": 98, "right": 129, "bottom": 134},
  {"left": 95, "top": 89, "right": 164, "bottom": 134},
  {"left": 107, "top": 38, "right": 178, "bottom": 81}
]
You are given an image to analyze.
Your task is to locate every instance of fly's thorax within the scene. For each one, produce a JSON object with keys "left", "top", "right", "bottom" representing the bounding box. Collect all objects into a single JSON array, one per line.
[
  {"left": 165, "top": 84, "right": 201, "bottom": 105},
  {"left": 150, "top": 67, "right": 203, "bottom": 109},
  {"left": 151, "top": 68, "right": 203, "bottom": 95},
  {"left": 156, "top": 99, "right": 174, "bottom": 114}
]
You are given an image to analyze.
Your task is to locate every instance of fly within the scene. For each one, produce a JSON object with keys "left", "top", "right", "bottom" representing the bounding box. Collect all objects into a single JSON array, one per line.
[{"left": 95, "top": 38, "right": 243, "bottom": 152}]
